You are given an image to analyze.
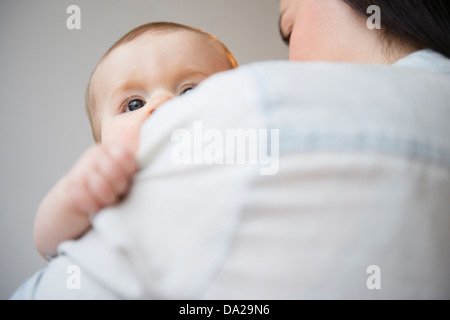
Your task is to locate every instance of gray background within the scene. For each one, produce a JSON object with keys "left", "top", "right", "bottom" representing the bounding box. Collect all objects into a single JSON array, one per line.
[{"left": 0, "top": 0, "right": 287, "bottom": 299}]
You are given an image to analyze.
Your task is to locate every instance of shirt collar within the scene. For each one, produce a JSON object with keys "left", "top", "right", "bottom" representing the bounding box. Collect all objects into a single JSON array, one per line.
[{"left": 394, "top": 49, "right": 450, "bottom": 74}]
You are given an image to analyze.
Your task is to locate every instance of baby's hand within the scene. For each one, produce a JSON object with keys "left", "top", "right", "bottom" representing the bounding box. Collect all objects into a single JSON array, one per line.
[{"left": 63, "top": 144, "right": 137, "bottom": 215}]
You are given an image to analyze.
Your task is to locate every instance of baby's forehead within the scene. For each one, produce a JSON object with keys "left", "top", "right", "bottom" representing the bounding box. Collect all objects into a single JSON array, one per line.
[
  {"left": 124, "top": 29, "right": 224, "bottom": 55},
  {"left": 90, "top": 28, "right": 231, "bottom": 95},
  {"left": 95, "top": 30, "right": 227, "bottom": 75}
]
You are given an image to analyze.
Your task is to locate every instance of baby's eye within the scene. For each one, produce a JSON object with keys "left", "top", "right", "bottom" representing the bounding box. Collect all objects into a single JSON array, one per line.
[
  {"left": 179, "top": 84, "right": 198, "bottom": 96},
  {"left": 125, "top": 99, "right": 146, "bottom": 112}
]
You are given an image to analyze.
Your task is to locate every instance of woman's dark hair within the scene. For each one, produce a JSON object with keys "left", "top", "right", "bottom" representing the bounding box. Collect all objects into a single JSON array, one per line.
[{"left": 343, "top": 0, "right": 450, "bottom": 58}]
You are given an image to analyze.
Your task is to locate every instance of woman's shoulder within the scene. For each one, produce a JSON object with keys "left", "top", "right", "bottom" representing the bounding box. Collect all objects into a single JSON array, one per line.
[
  {"left": 393, "top": 49, "right": 450, "bottom": 74},
  {"left": 232, "top": 49, "right": 450, "bottom": 81}
]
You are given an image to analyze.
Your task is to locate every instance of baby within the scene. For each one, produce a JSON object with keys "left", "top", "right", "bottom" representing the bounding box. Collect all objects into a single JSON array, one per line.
[{"left": 34, "top": 22, "right": 238, "bottom": 259}]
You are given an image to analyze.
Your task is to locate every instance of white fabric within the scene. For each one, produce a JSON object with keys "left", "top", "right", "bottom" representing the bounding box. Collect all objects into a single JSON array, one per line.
[{"left": 12, "top": 50, "right": 450, "bottom": 299}]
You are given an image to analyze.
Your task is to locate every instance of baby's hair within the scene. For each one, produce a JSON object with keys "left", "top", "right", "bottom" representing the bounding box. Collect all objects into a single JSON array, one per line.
[{"left": 85, "top": 21, "right": 238, "bottom": 142}]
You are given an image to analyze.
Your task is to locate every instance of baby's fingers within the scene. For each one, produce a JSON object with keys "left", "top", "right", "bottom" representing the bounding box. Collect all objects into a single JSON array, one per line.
[
  {"left": 106, "top": 145, "right": 137, "bottom": 177},
  {"left": 86, "top": 167, "right": 118, "bottom": 208},
  {"left": 64, "top": 144, "right": 135, "bottom": 215},
  {"left": 65, "top": 171, "right": 102, "bottom": 214},
  {"left": 92, "top": 144, "right": 136, "bottom": 199}
]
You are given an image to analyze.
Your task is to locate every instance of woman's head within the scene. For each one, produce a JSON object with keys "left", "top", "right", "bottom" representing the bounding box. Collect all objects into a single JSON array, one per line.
[
  {"left": 279, "top": 0, "right": 450, "bottom": 62},
  {"left": 343, "top": 0, "right": 450, "bottom": 59}
]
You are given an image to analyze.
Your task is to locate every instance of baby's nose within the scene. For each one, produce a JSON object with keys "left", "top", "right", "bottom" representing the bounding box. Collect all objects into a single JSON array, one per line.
[{"left": 146, "top": 91, "right": 175, "bottom": 117}]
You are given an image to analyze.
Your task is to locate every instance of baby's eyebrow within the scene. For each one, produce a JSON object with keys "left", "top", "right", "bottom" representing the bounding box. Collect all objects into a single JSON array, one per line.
[
  {"left": 110, "top": 81, "right": 144, "bottom": 105},
  {"left": 177, "top": 68, "right": 208, "bottom": 78},
  {"left": 111, "top": 84, "right": 130, "bottom": 101},
  {"left": 109, "top": 69, "right": 210, "bottom": 106},
  {"left": 112, "top": 77, "right": 147, "bottom": 94}
]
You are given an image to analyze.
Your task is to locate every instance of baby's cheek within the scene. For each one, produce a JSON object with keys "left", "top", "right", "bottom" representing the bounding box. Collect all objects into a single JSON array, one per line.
[{"left": 101, "top": 119, "right": 140, "bottom": 154}]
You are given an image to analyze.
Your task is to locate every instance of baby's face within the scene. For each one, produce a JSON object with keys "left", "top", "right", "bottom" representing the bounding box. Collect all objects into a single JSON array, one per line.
[{"left": 90, "top": 31, "right": 233, "bottom": 154}]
